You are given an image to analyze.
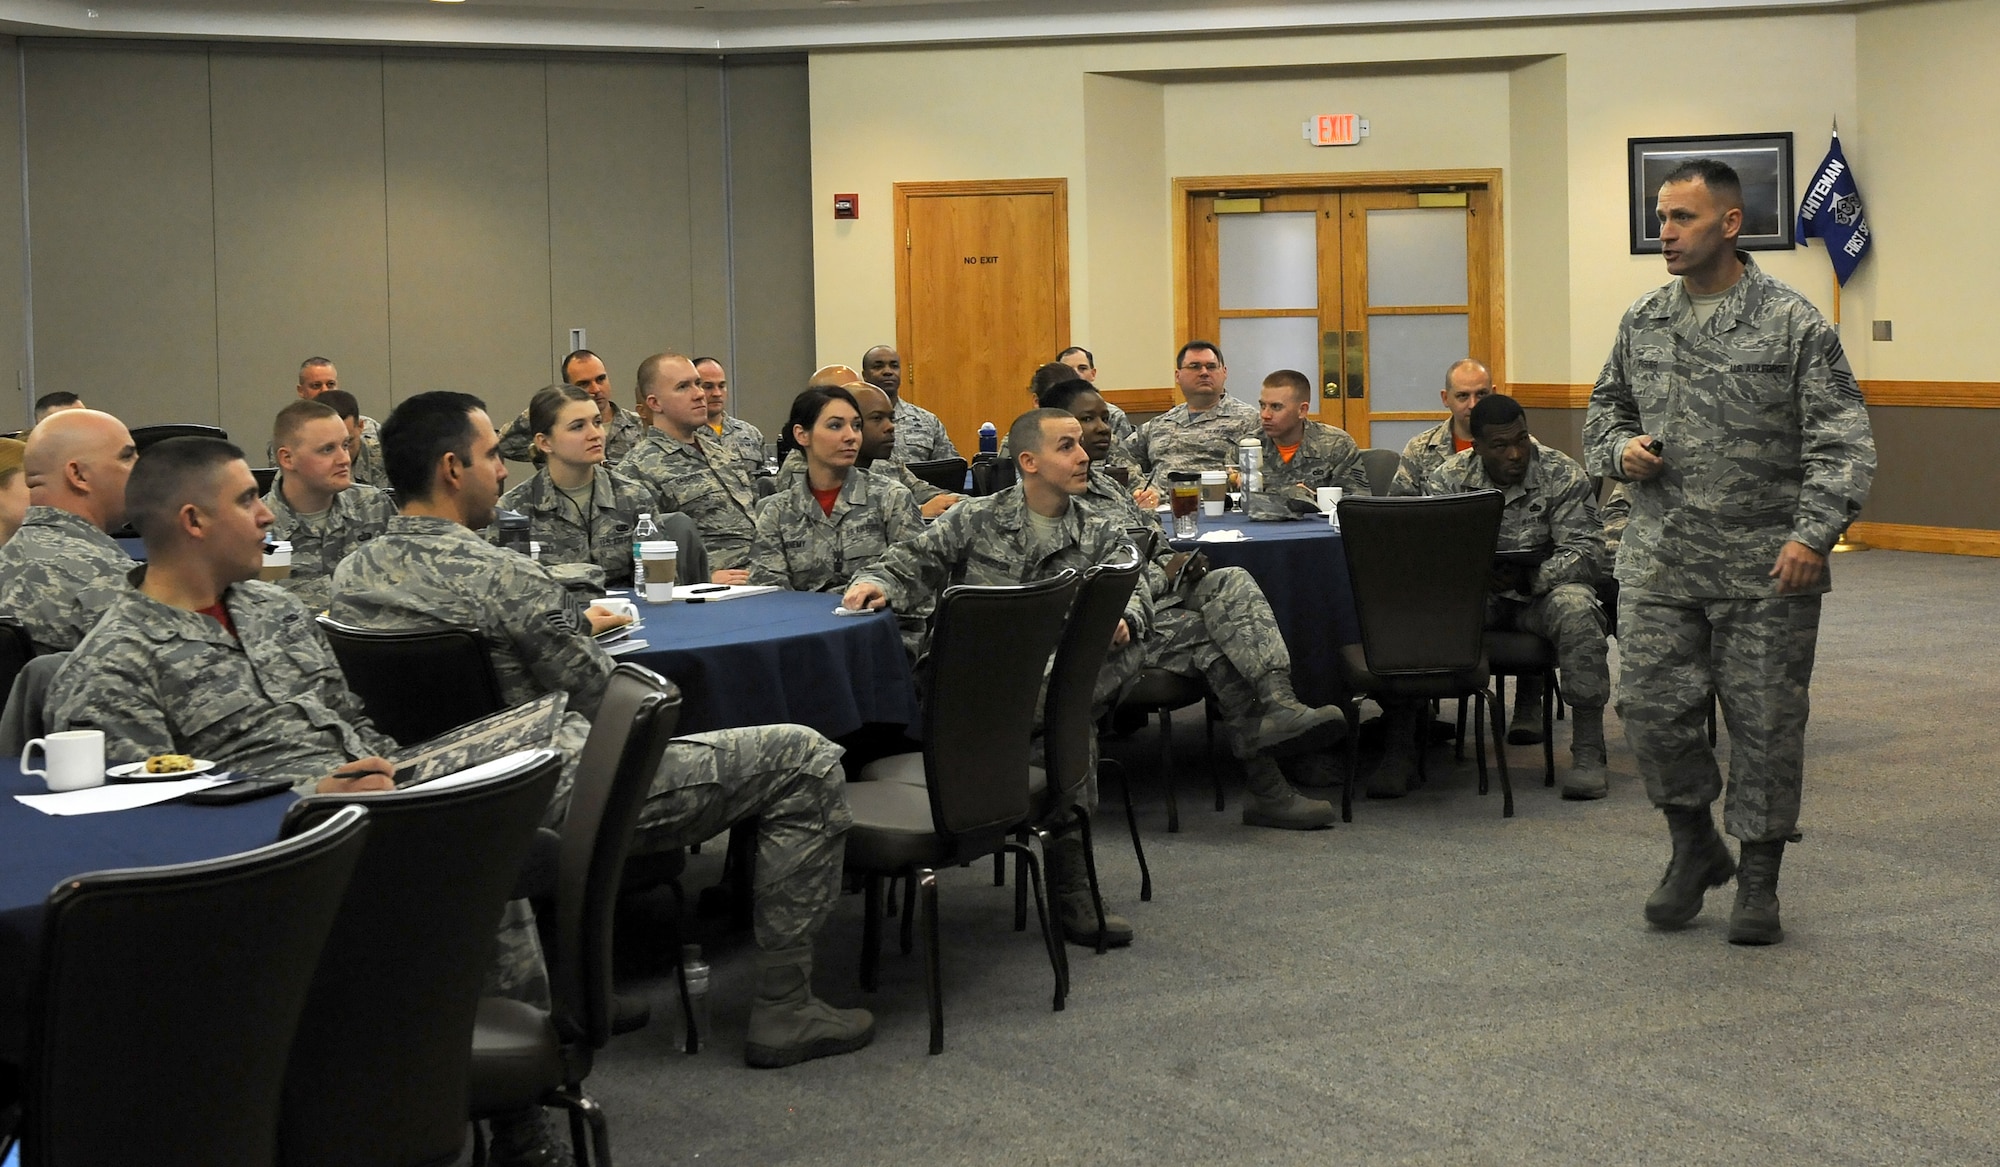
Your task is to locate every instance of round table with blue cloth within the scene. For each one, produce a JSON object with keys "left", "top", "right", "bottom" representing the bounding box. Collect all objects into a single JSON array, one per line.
[
  {"left": 0, "top": 761, "right": 299, "bottom": 1066},
  {"left": 1168, "top": 513, "right": 1360, "bottom": 708},
  {"left": 615, "top": 590, "right": 919, "bottom": 737}
]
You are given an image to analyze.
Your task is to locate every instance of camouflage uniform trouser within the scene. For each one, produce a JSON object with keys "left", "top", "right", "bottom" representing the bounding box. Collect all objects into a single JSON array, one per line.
[
  {"left": 1617, "top": 587, "right": 1821, "bottom": 843},
  {"left": 1488, "top": 582, "right": 1611, "bottom": 709},
  {"left": 488, "top": 721, "right": 848, "bottom": 1004}
]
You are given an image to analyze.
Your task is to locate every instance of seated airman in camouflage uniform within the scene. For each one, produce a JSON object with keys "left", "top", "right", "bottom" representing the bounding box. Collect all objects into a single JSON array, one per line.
[
  {"left": 749, "top": 386, "right": 923, "bottom": 595},
  {"left": 1055, "top": 346, "right": 1136, "bottom": 445},
  {"left": 1255, "top": 369, "right": 1371, "bottom": 500},
  {"left": 850, "top": 382, "right": 962, "bottom": 518},
  {"left": 263, "top": 399, "right": 395, "bottom": 611},
  {"left": 1389, "top": 358, "right": 1495, "bottom": 496},
  {"left": 618, "top": 352, "right": 762, "bottom": 582},
  {"left": 1425, "top": 394, "right": 1611, "bottom": 800},
  {"left": 315, "top": 389, "right": 387, "bottom": 489},
  {"left": 695, "top": 356, "right": 768, "bottom": 477},
  {"left": 496, "top": 349, "right": 645, "bottom": 466},
  {"left": 1119, "top": 341, "right": 1261, "bottom": 491},
  {"left": 331, "top": 390, "right": 874, "bottom": 1071},
  {"left": 0, "top": 408, "right": 139, "bottom": 652},
  {"left": 861, "top": 345, "right": 961, "bottom": 462},
  {"left": 1586, "top": 160, "right": 1874, "bottom": 945}
]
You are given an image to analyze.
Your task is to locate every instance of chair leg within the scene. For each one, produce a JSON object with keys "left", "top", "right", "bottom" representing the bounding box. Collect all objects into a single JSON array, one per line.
[
  {"left": 1158, "top": 708, "right": 1181, "bottom": 833},
  {"left": 993, "top": 851, "right": 1006, "bottom": 887},
  {"left": 1340, "top": 703, "right": 1360, "bottom": 824},
  {"left": 673, "top": 938, "right": 700, "bottom": 1055},
  {"left": 1072, "top": 807, "right": 1110, "bottom": 956},
  {"left": 1014, "top": 830, "right": 1032, "bottom": 932},
  {"left": 1205, "top": 697, "right": 1223, "bottom": 812},
  {"left": 860, "top": 875, "right": 883, "bottom": 992},
  {"left": 1414, "top": 705, "right": 1430, "bottom": 786},
  {"left": 1541, "top": 668, "right": 1557, "bottom": 788},
  {"left": 1473, "top": 689, "right": 1490, "bottom": 795},
  {"left": 1455, "top": 698, "right": 1467, "bottom": 761},
  {"left": 884, "top": 875, "right": 898, "bottom": 918},
  {"left": 546, "top": 1087, "right": 610, "bottom": 1167},
  {"left": 471, "top": 1122, "right": 489, "bottom": 1167},
  {"left": 1007, "top": 841, "right": 1067, "bottom": 1008},
  {"left": 899, "top": 871, "right": 917, "bottom": 956},
  {"left": 921, "top": 869, "right": 944, "bottom": 1055},
  {"left": 1485, "top": 690, "right": 1515, "bottom": 818},
  {"left": 1103, "top": 757, "right": 1153, "bottom": 902}
]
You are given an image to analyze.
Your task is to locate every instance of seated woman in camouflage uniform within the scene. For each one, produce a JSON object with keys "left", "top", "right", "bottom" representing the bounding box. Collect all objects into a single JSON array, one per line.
[
  {"left": 749, "top": 386, "right": 924, "bottom": 594},
  {"left": 497, "top": 384, "right": 705, "bottom": 586}
]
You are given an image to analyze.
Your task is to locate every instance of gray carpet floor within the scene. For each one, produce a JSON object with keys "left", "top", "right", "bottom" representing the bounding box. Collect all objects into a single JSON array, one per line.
[{"left": 584, "top": 549, "right": 2000, "bottom": 1165}]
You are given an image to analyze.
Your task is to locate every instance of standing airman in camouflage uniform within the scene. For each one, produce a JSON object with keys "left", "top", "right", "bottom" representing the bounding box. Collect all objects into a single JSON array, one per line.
[
  {"left": 1426, "top": 394, "right": 1611, "bottom": 799},
  {"left": 618, "top": 353, "right": 763, "bottom": 578},
  {"left": 861, "top": 345, "right": 961, "bottom": 463},
  {"left": 1256, "top": 369, "right": 1371, "bottom": 499},
  {"left": 332, "top": 390, "right": 874, "bottom": 1068},
  {"left": 1585, "top": 160, "right": 1875, "bottom": 946},
  {"left": 696, "top": 357, "right": 769, "bottom": 476},
  {"left": 1120, "top": 341, "right": 1261, "bottom": 490},
  {"left": 0, "top": 409, "right": 139, "bottom": 652},
  {"left": 497, "top": 351, "right": 646, "bottom": 466},
  {"left": 263, "top": 400, "right": 396, "bottom": 611},
  {"left": 1391, "top": 358, "right": 1495, "bottom": 495}
]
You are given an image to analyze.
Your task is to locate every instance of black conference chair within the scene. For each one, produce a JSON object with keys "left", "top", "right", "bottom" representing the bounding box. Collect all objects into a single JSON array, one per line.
[
  {"left": 130, "top": 423, "right": 228, "bottom": 453},
  {"left": 905, "top": 457, "right": 968, "bottom": 494},
  {"left": 842, "top": 573, "right": 1079, "bottom": 1054},
  {"left": 318, "top": 616, "right": 506, "bottom": 746},
  {"left": 0, "top": 617, "right": 36, "bottom": 715},
  {"left": 468, "top": 668, "right": 682, "bottom": 1166},
  {"left": 1484, "top": 631, "right": 1559, "bottom": 786},
  {"left": 252, "top": 466, "right": 279, "bottom": 495},
  {"left": 969, "top": 457, "right": 1017, "bottom": 496},
  {"left": 19, "top": 805, "right": 369, "bottom": 1167},
  {"left": 1335, "top": 491, "right": 1513, "bottom": 821},
  {"left": 278, "top": 752, "right": 563, "bottom": 1167},
  {"left": 1358, "top": 448, "right": 1403, "bottom": 495}
]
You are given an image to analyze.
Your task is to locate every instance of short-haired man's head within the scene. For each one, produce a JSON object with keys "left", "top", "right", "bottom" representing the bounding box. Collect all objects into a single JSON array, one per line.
[
  {"left": 33, "top": 391, "right": 82, "bottom": 422},
  {"left": 316, "top": 389, "right": 361, "bottom": 423},
  {"left": 1057, "top": 346, "right": 1093, "bottom": 367},
  {"left": 529, "top": 383, "right": 592, "bottom": 439},
  {"left": 1008, "top": 407, "right": 1074, "bottom": 464},
  {"left": 274, "top": 399, "right": 341, "bottom": 451},
  {"left": 1177, "top": 340, "right": 1224, "bottom": 368},
  {"left": 1262, "top": 369, "right": 1312, "bottom": 402},
  {"left": 559, "top": 349, "right": 601, "bottom": 383},
  {"left": 1660, "top": 158, "right": 1743, "bottom": 209},
  {"left": 381, "top": 391, "right": 487, "bottom": 500},
  {"left": 1029, "top": 361, "right": 1079, "bottom": 400},
  {"left": 1445, "top": 357, "right": 1491, "bottom": 391},
  {"left": 1035, "top": 378, "right": 1098, "bottom": 414},
  {"left": 299, "top": 357, "right": 333, "bottom": 379},
  {"left": 126, "top": 436, "right": 246, "bottom": 542},
  {"left": 1467, "top": 392, "right": 1527, "bottom": 440},
  {"left": 636, "top": 351, "right": 693, "bottom": 400}
]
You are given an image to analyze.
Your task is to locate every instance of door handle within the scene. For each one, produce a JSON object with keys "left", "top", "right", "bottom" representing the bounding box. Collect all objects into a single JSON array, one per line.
[
  {"left": 1321, "top": 331, "right": 1342, "bottom": 406},
  {"left": 1345, "top": 330, "right": 1365, "bottom": 398},
  {"left": 1322, "top": 381, "right": 1339, "bottom": 400}
]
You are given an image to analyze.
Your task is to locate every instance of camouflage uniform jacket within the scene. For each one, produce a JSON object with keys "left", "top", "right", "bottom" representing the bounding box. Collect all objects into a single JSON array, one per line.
[
  {"left": 616, "top": 427, "right": 761, "bottom": 571},
  {"left": 749, "top": 462, "right": 925, "bottom": 593},
  {"left": 890, "top": 398, "right": 961, "bottom": 463},
  {"left": 330, "top": 514, "right": 616, "bottom": 718},
  {"left": 47, "top": 579, "right": 396, "bottom": 792},
  {"left": 1120, "top": 396, "right": 1260, "bottom": 490},
  {"left": 1426, "top": 444, "right": 1603, "bottom": 602},
  {"left": 854, "top": 485, "right": 1151, "bottom": 641},
  {"left": 1074, "top": 467, "right": 1180, "bottom": 608},
  {"left": 497, "top": 403, "right": 646, "bottom": 466},
  {"left": 1392, "top": 421, "right": 1469, "bottom": 496},
  {"left": 1261, "top": 421, "right": 1370, "bottom": 498},
  {"left": 1583, "top": 254, "right": 1875, "bottom": 598},
  {"left": 495, "top": 464, "right": 652, "bottom": 587},
  {"left": 707, "top": 415, "right": 768, "bottom": 477},
  {"left": 261, "top": 476, "right": 397, "bottom": 611},
  {"left": 1104, "top": 400, "right": 1136, "bottom": 446},
  {"left": 1598, "top": 481, "right": 1630, "bottom": 580},
  {"left": 267, "top": 415, "right": 382, "bottom": 480},
  {"left": 0, "top": 506, "right": 136, "bottom": 652}
]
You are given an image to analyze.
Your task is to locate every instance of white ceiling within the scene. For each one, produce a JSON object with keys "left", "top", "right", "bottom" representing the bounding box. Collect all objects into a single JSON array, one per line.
[{"left": 0, "top": 0, "right": 1869, "bottom": 53}]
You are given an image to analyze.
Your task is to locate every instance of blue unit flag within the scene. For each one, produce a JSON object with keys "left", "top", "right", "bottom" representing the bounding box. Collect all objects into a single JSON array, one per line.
[{"left": 1796, "top": 129, "right": 1872, "bottom": 285}]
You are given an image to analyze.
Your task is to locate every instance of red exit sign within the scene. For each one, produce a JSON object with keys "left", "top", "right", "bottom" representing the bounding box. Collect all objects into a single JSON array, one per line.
[{"left": 1303, "top": 114, "right": 1369, "bottom": 147}]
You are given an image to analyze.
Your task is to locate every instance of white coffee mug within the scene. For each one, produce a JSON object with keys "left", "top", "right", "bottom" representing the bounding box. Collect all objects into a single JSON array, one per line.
[
  {"left": 22, "top": 729, "right": 107, "bottom": 792},
  {"left": 1316, "top": 486, "right": 1342, "bottom": 514},
  {"left": 597, "top": 597, "right": 639, "bottom": 624}
]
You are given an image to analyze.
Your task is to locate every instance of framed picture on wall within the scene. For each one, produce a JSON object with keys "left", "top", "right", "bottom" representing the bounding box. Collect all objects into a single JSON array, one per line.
[{"left": 1627, "top": 133, "right": 1795, "bottom": 253}]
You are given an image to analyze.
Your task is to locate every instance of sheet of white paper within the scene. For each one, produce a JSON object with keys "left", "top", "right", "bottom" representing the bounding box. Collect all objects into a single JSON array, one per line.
[
  {"left": 16, "top": 775, "right": 234, "bottom": 816},
  {"left": 412, "top": 750, "right": 545, "bottom": 792},
  {"left": 670, "top": 584, "right": 781, "bottom": 602},
  {"left": 1196, "top": 530, "right": 1250, "bottom": 543},
  {"left": 604, "top": 639, "right": 651, "bottom": 656}
]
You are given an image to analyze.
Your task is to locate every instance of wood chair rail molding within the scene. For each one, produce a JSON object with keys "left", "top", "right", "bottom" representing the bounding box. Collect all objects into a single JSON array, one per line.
[
  {"left": 1497, "top": 382, "right": 2000, "bottom": 409},
  {"left": 1846, "top": 522, "right": 2000, "bottom": 557}
]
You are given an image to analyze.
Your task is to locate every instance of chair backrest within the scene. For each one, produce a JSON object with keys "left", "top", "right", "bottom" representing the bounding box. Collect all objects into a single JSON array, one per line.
[
  {"left": 552, "top": 664, "right": 681, "bottom": 1049},
  {"left": 0, "top": 616, "right": 37, "bottom": 718},
  {"left": 921, "top": 572, "right": 1079, "bottom": 850},
  {"left": 1039, "top": 557, "right": 1141, "bottom": 818},
  {"left": 1337, "top": 491, "right": 1503, "bottom": 675},
  {"left": 316, "top": 616, "right": 507, "bottom": 746},
  {"left": 252, "top": 466, "right": 278, "bottom": 495},
  {"left": 275, "top": 753, "right": 561, "bottom": 1167},
  {"left": 129, "top": 423, "right": 229, "bottom": 453},
  {"left": 1358, "top": 448, "right": 1403, "bottom": 496},
  {"left": 905, "top": 457, "right": 968, "bottom": 493},
  {"left": 23, "top": 805, "right": 370, "bottom": 1167},
  {"left": 969, "top": 457, "right": 1017, "bottom": 496}
]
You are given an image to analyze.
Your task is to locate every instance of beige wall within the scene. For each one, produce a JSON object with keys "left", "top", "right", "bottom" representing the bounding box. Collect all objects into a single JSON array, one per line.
[
  {"left": 16, "top": 41, "right": 811, "bottom": 447},
  {"left": 0, "top": 40, "right": 23, "bottom": 426},
  {"left": 810, "top": 12, "right": 1858, "bottom": 395}
]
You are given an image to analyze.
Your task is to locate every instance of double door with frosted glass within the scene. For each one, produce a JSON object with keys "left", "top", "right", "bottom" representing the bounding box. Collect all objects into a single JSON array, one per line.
[{"left": 1187, "top": 186, "right": 1498, "bottom": 453}]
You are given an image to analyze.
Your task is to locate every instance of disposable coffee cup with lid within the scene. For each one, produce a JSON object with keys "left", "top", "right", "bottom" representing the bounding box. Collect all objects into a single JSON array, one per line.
[
  {"left": 640, "top": 540, "right": 678, "bottom": 603},
  {"left": 260, "top": 540, "right": 293, "bottom": 582}
]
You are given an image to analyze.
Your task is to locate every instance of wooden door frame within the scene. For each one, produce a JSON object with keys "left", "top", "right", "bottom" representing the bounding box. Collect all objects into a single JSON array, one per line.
[
  {"left": 1172, "top": 169, "right": 1506, "bottom": 393},
  {"left": 892, "top": 178, "right": 1071, "bottom": 408}
]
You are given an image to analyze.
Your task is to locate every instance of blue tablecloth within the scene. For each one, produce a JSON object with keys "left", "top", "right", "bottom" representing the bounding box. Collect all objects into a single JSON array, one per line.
[
  {"left": 0, "top": 760, "right": 297, "bottom": 1062},
  {"left": 1170, "top": 513, "right": 1360, "bottom": 707},
  {"left": 615, "top": 590, "right": 919, "bottom": 738}
]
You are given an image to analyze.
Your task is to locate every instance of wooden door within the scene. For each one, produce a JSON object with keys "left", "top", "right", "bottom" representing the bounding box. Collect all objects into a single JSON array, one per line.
[{"left": 895, "top": 180, "right": 1069, "bottom": 453}]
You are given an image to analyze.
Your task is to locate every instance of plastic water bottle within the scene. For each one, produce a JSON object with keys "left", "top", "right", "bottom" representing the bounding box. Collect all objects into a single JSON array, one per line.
[
  {"left": 1237, "top": 437, "right": 1263, "bottom": 494},
  {"left": 679, "top": 943, "right": 711, "bottom": 1054},
  {"left": 978, "top": 421, "right": 997, "bottom": 455},
  {"left": 631, "top": 512, "right": 658, "bottom": 591}
]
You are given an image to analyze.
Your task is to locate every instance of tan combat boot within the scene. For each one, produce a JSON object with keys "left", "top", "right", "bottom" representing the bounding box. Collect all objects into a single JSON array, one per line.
[{"left": 744, "top": 945, "right": 876, "bottom": 1069}]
